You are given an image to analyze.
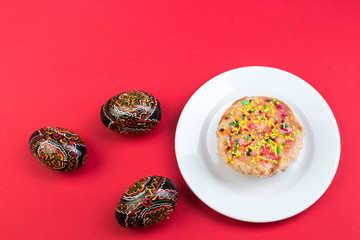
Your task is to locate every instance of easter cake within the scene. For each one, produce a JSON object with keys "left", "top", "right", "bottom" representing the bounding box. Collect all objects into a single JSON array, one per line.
[{"left": 216, "top": 96, "right": 305, "bottom": 177}]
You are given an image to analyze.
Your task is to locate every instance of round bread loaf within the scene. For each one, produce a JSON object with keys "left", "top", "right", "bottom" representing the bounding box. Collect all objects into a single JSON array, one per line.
[{"left": 216, "top": 96, "right": 305, "bottom": 177}]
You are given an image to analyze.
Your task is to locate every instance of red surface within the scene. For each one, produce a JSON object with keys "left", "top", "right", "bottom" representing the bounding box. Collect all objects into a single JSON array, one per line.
[{"left": 1, "top": 1, "right": 359, "bottom": 239}]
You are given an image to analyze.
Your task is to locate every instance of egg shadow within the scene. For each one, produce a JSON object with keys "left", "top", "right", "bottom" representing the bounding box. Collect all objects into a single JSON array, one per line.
[{"left": 71, "top": 138, "right": 102, "bottom": 176}]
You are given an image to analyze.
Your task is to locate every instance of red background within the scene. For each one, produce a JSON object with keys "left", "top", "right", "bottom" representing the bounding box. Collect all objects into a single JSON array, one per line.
[{"left": 1, "top": 1, "right": 359, "bottom": 239}]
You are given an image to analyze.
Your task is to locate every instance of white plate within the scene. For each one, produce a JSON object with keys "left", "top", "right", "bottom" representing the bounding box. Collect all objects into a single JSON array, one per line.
[{"left": 175, "top": 66, "right": 341, "bottom": 222}]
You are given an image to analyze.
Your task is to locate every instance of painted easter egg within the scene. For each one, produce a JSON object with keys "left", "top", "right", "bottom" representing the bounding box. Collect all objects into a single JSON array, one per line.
[
  {"left": 100, "top": 90, "right": 162, "bottom": 135},
  {"left": 115, "top": 176, "right": 179, "bottom": 228},
  {"left": 28, "top": 126, "right": 87, "bottom": 172}
]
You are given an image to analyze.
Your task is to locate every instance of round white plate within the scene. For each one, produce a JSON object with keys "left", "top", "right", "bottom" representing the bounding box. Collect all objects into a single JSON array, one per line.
[{"left": 175, "top": 66, "right": 341, "bottom": 222}]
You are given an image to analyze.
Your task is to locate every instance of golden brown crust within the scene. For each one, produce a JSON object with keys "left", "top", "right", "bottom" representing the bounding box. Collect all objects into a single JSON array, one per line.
[{"left": 216, "top": 96, "right": 305, "bottom": 177}]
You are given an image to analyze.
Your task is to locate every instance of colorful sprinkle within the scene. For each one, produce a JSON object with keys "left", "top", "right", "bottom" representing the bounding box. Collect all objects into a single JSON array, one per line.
[
  {"left": 234, "top": 141, "right": 239, "bottom": 152},
  {"left": 219, "top": 97, "right": 300, "bottom": 166},
  {"left": 242, "top": 100, "right": 250, "bottom": 105}
]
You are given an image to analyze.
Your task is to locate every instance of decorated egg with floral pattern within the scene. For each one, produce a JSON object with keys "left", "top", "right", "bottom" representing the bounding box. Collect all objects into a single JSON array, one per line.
[
  {"left": 100, "top": 90, "right": 162, "bottom": 135},
  {"left": 115, "top": 176, "right": 179, "bottom": 228},
  {"left": 29, "top": 127, "right": 87, "bottom": 172}
]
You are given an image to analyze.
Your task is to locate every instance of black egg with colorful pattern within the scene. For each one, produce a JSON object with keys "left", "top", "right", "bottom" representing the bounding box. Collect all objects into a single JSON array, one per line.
[
  {"left": 28, "top": 127, "right": 87, "bottom": 172},
  {"left": 115, "top": 176, "right": 179, "bottom": 229},
  {"left": 100, "top": 90, "right": 162, "bottom": 135}
]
